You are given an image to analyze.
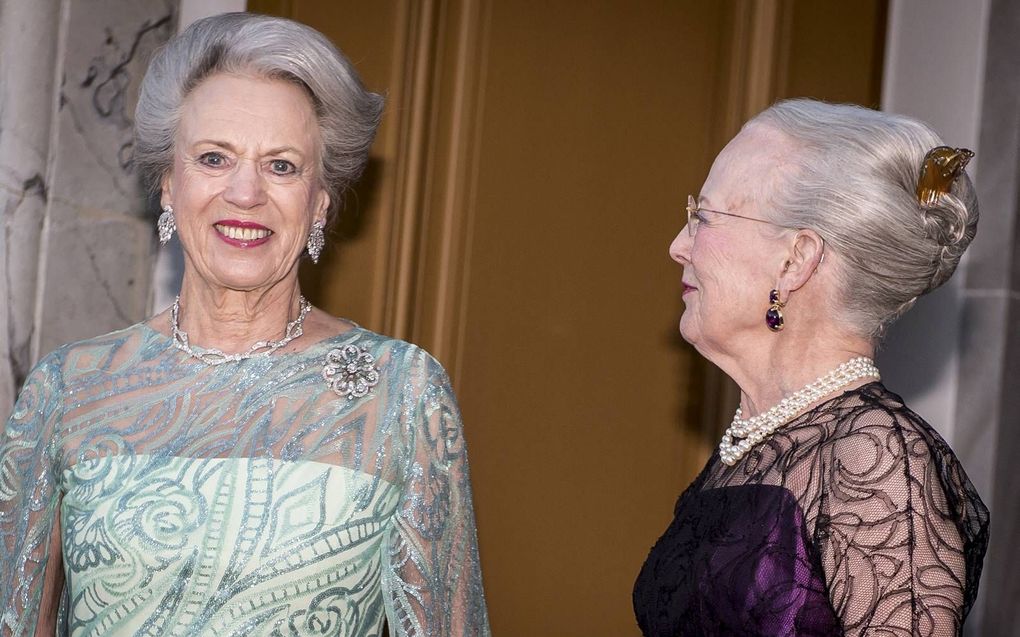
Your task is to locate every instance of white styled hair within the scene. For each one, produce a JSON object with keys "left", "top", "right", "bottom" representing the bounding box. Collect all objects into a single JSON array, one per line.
[
  {"left": 134, "top": 12, "right": 384, "bottom": 217},
  {"left": 749, "top": 99, "right": 979, "bottom": 339}
]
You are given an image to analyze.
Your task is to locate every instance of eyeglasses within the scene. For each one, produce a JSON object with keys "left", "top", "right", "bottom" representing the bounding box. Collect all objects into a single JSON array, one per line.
[{"left": 685, "top": 194, "right": 778, "bottom": 238}]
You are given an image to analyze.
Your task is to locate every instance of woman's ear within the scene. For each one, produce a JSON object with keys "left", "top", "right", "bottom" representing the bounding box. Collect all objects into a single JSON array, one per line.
[
  {"left": 776, "top": 229, "right": 825, "bottom": 300},
  {"left": 160, "top": 172, "right": 173, "bottom": 208},
  {"left": 315, "top": 189, "right": 330, "bottom": 226}
]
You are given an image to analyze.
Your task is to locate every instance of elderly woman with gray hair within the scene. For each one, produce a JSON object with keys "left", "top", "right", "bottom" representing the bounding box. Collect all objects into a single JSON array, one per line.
[
  {"left": 0, "top": 13, "right": 489, "bottom": 637},
  {"left": 634, "top": 100, "right": 988, "bottom": 636}
]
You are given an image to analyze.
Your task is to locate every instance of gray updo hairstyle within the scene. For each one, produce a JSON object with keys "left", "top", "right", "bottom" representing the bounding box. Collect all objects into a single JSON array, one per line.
[
  {"left": 749, "top": 99, "right": 979, "bottom": 339},
  {"left": 134, "top": 12, "right": 384, "bottom": 218}
]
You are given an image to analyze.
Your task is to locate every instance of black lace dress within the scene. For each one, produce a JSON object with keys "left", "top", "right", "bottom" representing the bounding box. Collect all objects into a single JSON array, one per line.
[{"left": 633, "top": 383, "right": 989, "bottom": 637}]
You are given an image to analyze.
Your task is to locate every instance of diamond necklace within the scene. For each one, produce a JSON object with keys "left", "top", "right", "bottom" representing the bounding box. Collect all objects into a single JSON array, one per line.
[
  {"left": 719, "top": 356, "right": 880, "bottom": 466},
  {"left": 171, "top": 295, "right": 312, "bottom": 366}
]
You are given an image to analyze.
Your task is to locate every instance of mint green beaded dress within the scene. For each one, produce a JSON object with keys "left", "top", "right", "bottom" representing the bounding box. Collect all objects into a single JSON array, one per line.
[{"left": 0, "top": 323, "right": 490, "bottom": 636}]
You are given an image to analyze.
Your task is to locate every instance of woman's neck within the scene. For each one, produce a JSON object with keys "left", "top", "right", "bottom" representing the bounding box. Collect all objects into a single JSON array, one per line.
[
  {"left": 175, "top": 276, "right": 303, "bottom": 354},
  {"left": 713, "top": 325, "right": 876, "bottom": 419}
]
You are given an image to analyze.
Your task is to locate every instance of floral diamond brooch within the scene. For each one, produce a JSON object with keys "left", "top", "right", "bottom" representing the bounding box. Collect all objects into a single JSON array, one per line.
[{"left": 322, "top": 344, "right": 381, "bottom": 400}]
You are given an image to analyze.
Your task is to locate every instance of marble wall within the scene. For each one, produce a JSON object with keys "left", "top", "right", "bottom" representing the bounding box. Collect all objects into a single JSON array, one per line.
[{"left": 0, "top": 0, "right": 177, "bottom": 417}]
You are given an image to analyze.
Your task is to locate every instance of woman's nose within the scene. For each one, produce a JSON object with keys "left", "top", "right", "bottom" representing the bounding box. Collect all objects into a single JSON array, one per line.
[
  {"left": 669, "top": 229, "right": 692, "bottom": 264},
  {"left": 223, "top": 160, "right": 267, "bottom": 209}
]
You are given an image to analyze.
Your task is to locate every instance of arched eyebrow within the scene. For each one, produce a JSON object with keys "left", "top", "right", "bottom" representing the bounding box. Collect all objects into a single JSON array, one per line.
[
  {"left": 263, "top": 146, "right": 306, "bottom": 158},
  {"left": 189, "top": 139, "right": 237, "bottom": 152},
  {"left": 694, "top": 196, "right": 727, "bottom": 214},
  {"left": 188, "top": 140, "right": 307, "bottom": 160},
  {"left": 697, "top": 195, "right": 724, "bottom": 211}
]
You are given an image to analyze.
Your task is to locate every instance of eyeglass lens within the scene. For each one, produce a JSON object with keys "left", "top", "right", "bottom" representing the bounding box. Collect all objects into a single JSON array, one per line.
[{"left": 686, "top": 195, "right": 698, "bottom": 237}]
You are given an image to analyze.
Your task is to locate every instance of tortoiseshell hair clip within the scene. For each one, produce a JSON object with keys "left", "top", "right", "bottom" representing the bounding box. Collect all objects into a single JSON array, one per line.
[{"left": 916, "top": 146, "right": 974, "bottom": 209}]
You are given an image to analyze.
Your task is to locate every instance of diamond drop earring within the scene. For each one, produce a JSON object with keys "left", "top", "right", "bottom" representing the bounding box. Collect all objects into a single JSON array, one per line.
[
  {"left": 306, "top": 220, "right": 325, "bottom": 263},
  {"left": 157, "top": 205, "right": 176, "bottom": 246}
]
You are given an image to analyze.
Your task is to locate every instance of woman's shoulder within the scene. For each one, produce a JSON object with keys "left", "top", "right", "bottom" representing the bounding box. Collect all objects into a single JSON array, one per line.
[
  {"left": 822, "top": 383, "right": 982, "bottom": 493},
  {"left": 13, "top": 323, "right": 157, "bottom": 402},
  {"left": 314, "top": 322, "right": 455, "bottom": 408},
  {"left": 830, "top": 382, "right": 950, "bottom": 448},
  {"left": 33, "top": 322, "right": 157, "bottom": 370},
  {"left": 820, "top": 382, "right": 989, "bottom": 548},
  {"left": 333, "top": 322, "right": 447, "bottom": 372}
]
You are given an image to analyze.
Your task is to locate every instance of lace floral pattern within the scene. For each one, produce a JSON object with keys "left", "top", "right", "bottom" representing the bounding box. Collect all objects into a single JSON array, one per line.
[
  {"left": 634, "top": 383, "right": 989, "bottom": 637},
  {"left": 0, "top": 324, "right": 490, "bottom": 636}
]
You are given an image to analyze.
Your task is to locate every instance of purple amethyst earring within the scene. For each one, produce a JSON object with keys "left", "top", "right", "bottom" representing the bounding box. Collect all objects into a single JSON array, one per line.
[{"left": 766, "top": 289, "right": 785, "bottom": 332}]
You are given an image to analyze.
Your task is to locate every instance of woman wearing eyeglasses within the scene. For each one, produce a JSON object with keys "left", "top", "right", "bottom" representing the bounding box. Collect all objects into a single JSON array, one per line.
[{"left": 633, "top": 99, "right": 988, "bottom": 636}]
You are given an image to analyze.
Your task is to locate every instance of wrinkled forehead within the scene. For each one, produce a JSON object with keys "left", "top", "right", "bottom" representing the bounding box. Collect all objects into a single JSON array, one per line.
[
  {"left": 703, "top": 123, "right": 798, "bottom": 212},
  {"left": 177, "top": 72, "right": 321, "bottom": 155}
]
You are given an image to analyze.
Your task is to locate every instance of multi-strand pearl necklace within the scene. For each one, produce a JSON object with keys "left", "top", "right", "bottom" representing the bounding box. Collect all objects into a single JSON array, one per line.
[
  {"left": 171, "top": 295, "right": 312, "bottom": 366},
  {"left": 719, "top": 357, "right": 880, "bottom": 466}
]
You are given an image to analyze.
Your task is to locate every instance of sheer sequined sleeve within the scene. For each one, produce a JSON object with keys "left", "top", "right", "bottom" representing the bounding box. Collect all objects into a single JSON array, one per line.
[
  {"left": 381, "top": 348, "right": 490, "bottom": 636},
  {"left": 0, "top": 352, "right": 65, "bottom": 637},
  {"left": 817, "top": 405, "right": 988, "bottom": 636}
]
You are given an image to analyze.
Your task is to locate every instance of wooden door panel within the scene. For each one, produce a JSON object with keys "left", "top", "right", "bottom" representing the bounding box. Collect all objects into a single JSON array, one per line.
[{"left": 249, "top": 1, "right": 885, "bottom": 633}]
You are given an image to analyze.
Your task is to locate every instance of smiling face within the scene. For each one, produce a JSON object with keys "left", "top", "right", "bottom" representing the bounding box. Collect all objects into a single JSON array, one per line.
[
  {"left": 668, "top": 125, "right": 795, "bottom": 359},
  {"left": 162, "top": 72, "right": 329, "bottom": 295}
]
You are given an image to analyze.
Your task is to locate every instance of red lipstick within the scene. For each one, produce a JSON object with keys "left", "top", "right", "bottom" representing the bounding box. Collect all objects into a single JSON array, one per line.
[{"left": 213, "top": 219, "right": 273, "bottom": 248}]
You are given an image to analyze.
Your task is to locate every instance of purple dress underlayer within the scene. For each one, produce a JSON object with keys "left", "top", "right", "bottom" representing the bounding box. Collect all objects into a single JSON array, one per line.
[{"left": 633, "top": 383, "right": 988, "bottom": 637}]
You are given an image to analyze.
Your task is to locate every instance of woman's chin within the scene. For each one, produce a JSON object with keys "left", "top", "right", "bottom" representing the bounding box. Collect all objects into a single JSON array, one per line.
[
  {"left": 187, "top": 252, "right": 299, "bottom": 291},
  {"left": 190, "top": 267, "right": 288, "bottom": 293},
  {"left": 677, "top": 314, "right": 698, "bottom": 345}
]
